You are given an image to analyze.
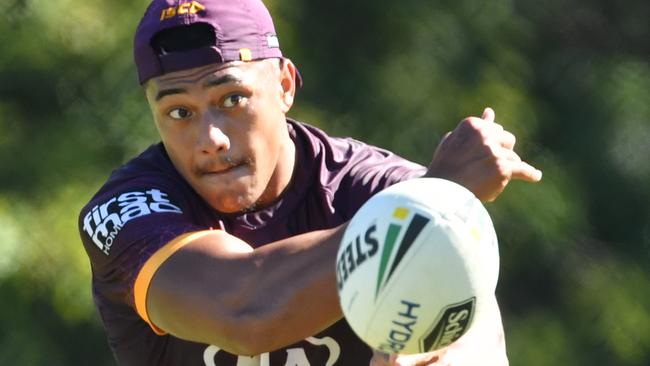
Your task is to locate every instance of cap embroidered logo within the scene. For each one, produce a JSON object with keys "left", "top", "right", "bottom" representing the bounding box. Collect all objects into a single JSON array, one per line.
[{"left": 160, "top": 1, "right": 206, "bottom": 21}]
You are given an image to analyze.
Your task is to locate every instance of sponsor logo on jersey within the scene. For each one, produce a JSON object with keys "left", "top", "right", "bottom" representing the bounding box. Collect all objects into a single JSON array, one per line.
[
  {"left": 82, "top": 189, "right": 182, "bottom": 255},
  {"left": 420, "top": 297, "right": 475, "bottom": 351},
  {"left": 203, "top": 336, "right": 340, "bottom": 366},
  {"left": 160, "top": 1, "right": 205, "bottom": 21},
  {"left": 375, "top": 208, "right": 430, "bottom": 299}
]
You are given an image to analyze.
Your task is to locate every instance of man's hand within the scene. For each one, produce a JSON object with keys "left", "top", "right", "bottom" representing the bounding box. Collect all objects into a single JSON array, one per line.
[
  {"left": 426, "top": 107, "right": 542, "bottom": 202},
  {"left": 370, "top": 350, "right": 445, "bottom": 366},
  {"left": 367, "top": 296, "right": 508, "bottom": 366}
]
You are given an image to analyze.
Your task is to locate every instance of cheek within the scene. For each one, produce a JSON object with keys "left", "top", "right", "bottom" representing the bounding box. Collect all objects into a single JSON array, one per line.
[
  {"left": 160, "top": 132, "right": 196, "bottom": 177},
  {"left": 249, "top": 126, "right": 283, "bottom": 169}
]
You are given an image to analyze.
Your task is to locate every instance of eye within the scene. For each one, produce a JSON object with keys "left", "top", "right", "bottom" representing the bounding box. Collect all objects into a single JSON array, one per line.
[
  {"left": 168, "top": 107, "right": 193, "bottom": 120},
  {"left": 222, "top": 94, "right": 246, "bottom": 108}
]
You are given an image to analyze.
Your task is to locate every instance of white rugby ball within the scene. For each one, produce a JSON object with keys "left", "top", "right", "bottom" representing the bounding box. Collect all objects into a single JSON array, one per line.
[{"left": 336, "top": 178, "right": 499, "bottom": 354}]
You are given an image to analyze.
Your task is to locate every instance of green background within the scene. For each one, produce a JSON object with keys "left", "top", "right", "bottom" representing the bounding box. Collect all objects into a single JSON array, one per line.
[{"left": 1, "top": 0, "right": 648, "bottom": 364}]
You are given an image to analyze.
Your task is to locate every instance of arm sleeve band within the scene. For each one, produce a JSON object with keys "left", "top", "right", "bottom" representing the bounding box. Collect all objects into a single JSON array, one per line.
[{"left": 133, "top": 230, "right": 215, "bottom": 335}]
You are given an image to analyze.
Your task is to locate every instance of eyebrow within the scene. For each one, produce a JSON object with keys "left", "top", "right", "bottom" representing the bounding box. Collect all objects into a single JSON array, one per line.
[
  {"left": 155, "top": 87, "right": 186, "bottom": 101},
  {"left": 155, "top": 74, "right": 243, "bottom": 101},
  {"left": 203, "top": 74, "right": 241, "bottom": 88}
]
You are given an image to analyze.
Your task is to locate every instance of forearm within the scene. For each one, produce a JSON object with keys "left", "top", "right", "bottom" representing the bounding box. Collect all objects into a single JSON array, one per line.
[
  {"left": 242, "top": 225, "right": 346, "bottom": 351},
  {"left": 146, "top": 225, "right": 346, "bottom": 355}
]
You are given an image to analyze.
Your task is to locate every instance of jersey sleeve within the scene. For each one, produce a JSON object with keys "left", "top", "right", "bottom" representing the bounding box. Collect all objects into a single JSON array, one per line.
[
  {"left": 78, "top": 181, "right": 206, "bottom": 334},
  {"left": 331, "top": 137, "right": 427, "bottom": 218}
]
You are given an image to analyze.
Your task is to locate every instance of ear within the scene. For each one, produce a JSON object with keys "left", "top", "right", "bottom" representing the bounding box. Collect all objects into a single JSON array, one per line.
[{"left": 278, "top": 58, "right": 297, "bottom": 113}]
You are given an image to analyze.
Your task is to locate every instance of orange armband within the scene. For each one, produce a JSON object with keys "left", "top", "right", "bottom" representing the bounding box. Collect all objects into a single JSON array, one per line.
[{"left": 133, "top": 230, "right": 214, "bottom": 335}]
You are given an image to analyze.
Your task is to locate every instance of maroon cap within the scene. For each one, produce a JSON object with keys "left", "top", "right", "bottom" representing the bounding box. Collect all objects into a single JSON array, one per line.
[{"left": 134, "top": 0, "right": 301, "bottom": 86}]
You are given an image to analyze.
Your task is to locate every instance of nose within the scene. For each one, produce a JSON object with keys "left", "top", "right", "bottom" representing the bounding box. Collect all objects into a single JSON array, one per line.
[{"left": 197, "top": 119, "right": 230, "bottom": 155}]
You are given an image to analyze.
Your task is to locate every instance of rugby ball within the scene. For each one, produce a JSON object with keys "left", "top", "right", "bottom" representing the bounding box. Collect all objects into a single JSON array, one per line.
[{"left": 335, "top": 178, "right": 499, "bottom": 354}]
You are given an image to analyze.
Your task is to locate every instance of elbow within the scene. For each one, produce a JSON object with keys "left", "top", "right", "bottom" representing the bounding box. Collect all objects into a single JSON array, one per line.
[
  {"left": 223, "top": 329, "right": 268, "bottom": 357},
  {"left": 207, "top": 310, "right": 280, "bottom": 356},
  {"left": 213, "top": 269, "right": 288, "bottom": 355},
  {"left": 152, "top": 286, "right": 276, "bottom": 356},
  {"left": 164, "top": 307, "right": 272, "bottom": 356},
  {"left": 190, "top": 283, "right": 282, "bottom": 356}
]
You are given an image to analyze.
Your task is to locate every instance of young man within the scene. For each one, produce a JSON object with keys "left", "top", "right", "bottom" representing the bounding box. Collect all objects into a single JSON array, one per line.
[{"left": 79, "top": 0, "right": 542, "bottom": 365}]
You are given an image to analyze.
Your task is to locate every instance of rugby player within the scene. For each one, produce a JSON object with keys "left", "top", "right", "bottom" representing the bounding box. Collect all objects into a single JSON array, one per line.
[{"left": 78, "top": 0, "right": 542, "bottom": 364}]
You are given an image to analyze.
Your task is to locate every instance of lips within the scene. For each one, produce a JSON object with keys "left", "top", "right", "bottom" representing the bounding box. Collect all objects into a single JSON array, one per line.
[
  {"left": 205, "top": 164, "right": 239, "bottom": 175},
  {"left": 202, "top": 163, "right": 240, "bottom": 175},
  {"left": 194, "top": 155, "right": 253, "bottom": 180},
  {"left": 197, "top": 161, "right": 250, "bottom": 181}
]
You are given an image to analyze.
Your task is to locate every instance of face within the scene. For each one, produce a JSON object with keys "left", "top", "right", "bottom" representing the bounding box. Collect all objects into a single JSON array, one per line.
[{"left": 145, "top": 59, "right": 297, "bottom": 213}]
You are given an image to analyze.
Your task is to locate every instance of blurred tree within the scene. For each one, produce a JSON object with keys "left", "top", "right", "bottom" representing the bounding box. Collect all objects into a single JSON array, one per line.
[{"left": 0, "top": 0, "right": 647, "bottom": 364}]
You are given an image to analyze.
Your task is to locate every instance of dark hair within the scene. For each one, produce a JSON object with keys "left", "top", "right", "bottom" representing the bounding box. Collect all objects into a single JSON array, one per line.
[{"left": 150, "top": 23, "right": 215, "bottom": 54}]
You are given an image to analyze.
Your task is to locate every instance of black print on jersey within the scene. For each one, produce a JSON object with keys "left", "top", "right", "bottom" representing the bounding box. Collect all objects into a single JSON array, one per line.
[{"left": 82, "top": 189, "right": 182, "bottom": 255}]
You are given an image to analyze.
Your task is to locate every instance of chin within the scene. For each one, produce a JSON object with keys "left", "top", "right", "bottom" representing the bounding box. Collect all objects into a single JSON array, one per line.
[
  {"left": 208, "top": 188, "right": 263, "bottom": 214},
  {"left": 193, "top": 172, "right": 269, "bottom": 213}
]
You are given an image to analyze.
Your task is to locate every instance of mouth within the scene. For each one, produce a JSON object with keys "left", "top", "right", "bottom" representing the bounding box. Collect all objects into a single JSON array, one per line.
[
  {"left": 206, "top": 165, "right": 238, "bottom": 175},
  {"left": 199, "top": 162, "right": 247, "bottom": 179}
]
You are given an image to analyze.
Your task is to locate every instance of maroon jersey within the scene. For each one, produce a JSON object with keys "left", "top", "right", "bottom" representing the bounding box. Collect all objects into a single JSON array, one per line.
[{"left": 79, "top": 119, "right": 425, "bottom": 366}]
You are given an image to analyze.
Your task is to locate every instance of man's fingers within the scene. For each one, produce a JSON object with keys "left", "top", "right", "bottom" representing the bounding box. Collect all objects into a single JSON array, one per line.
[
  {"left": 370, "top": 351, "right": 395, "bottom": 366},
  {"left": 433, "top": 131, "right": 453, "bottom": 157},
  {"left": 481, "top": 107, "right": 495, "bottom": 122},
  {"left": 440, "top": 131, "right": 452, "bottom": 143},
  {"left": 510, "top": 161, "right": 542, "bottom": 182},
  {"left": 499, "top": 130, "right": 516, "bottom": 150},
  {"left": 478, "top": 108, "right": 516, "bottom": 151},
  {"left": 394, "top": 352, "right": 442, "bottom": 366},
  {"left": 504, "top": 149, "right": 521, "bottom": 163}
]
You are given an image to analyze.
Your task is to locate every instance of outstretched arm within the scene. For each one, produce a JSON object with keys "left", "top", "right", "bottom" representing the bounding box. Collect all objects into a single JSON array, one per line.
[{"left": 140, "top": 224, "right": 346, "bottom": 356}]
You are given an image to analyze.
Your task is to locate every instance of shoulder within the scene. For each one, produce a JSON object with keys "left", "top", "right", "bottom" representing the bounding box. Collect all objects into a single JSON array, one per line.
[
  {"left": 287, "top": 118, "right": 425, "bottom": 216},
  {"left": 288, "top": 118, "right": 369, "bottom": 157},
  {"left": 78, "top": 143, "right": 200, "bottom": 260},
  {"left": 78, "top": 145, "right": 208, "bottom": 314},
  {"left": 289, "top": 118, "right": 420, "bottom": 170}
]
